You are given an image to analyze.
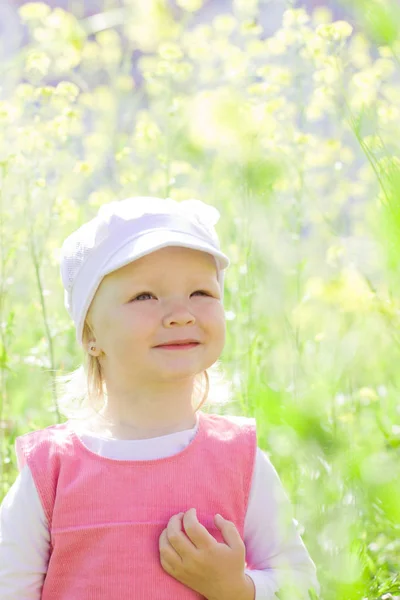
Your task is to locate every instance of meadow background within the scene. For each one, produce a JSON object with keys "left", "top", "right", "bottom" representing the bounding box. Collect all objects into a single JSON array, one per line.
[{"left": 1, "top": 0, "right": 400, "bottom": 598}]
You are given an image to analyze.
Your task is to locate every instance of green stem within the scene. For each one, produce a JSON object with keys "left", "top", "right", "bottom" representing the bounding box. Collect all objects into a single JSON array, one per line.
[{"left": 25, "top": 185, "right": 61, "bottom": 423}]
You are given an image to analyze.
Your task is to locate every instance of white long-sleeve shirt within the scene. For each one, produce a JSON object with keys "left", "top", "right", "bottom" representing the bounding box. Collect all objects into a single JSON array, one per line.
[{"left": 0, "top": 414, "right": 320, "bottom": 599}]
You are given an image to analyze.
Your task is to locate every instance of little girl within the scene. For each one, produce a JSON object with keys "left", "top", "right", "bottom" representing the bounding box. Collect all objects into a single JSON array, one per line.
[{"left": 0, "top": 196, "right": 320, "bottom": 599}]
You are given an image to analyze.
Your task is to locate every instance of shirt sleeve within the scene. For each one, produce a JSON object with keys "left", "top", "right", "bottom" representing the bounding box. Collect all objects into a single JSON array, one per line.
[
  {"left": 0, "top": 464, "right": 50, "bottom": 599},
  {"left": 243, "top": 448, "right": 320, "bottom": 599}
]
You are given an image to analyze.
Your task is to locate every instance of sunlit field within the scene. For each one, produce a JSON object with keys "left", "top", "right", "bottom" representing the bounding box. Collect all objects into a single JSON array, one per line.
[{"left": 1, "top": 1, "right": 400, "bottom": 598}]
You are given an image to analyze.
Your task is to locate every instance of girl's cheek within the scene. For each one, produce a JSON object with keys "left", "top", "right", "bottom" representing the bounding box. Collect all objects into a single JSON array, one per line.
[
  {"left": 206, "top": 302, "right": 226, "bottom": 320},
  {"left": 127, "top": 308, "right": 158, "bottom": 328}
]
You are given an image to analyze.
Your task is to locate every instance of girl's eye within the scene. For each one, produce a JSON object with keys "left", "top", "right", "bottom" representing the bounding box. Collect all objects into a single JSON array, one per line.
[
  {"left": 131, "top": 290, "right": 210, "bottom": 302},
  {"left": 133, "top": 292, "right": 154, "bottom": 301}
]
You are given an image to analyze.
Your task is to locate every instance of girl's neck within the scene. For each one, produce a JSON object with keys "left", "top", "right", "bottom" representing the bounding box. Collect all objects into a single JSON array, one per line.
[{"left": 74, "top": 409, "right": 199, "bottom": 441}]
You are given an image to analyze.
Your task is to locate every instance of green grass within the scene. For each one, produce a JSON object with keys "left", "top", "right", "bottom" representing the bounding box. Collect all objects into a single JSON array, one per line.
[{"left": 1, "top": 1, "right": 400, "bottom": 598}]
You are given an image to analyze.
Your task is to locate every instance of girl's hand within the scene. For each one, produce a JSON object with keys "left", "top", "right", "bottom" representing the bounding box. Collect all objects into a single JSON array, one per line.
[{"left": 159, "top": 508, "right": 252, "bottom": 599}]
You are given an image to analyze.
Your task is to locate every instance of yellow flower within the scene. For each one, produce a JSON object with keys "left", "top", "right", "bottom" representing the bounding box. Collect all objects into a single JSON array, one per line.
[
  {"left": 158, "top": 42, "right": 183, "bottom": 61},
  {"left": 316, "top": 21, "right": 353, "bottom": 41},
  {"left": 176, "top": 0, "right": 203, "bottom": 12},
  {"left": 282, "top": 8, "right": 310, "bottom": 28},
  {"left": 358, "top": 387, "right": 378, "bottom": 403},
  {"left": 18, "top": 2, "right": 51, "bottom": 21}
]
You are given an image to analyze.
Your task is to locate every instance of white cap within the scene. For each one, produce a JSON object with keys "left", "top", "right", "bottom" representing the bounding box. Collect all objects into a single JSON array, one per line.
[{"left": 59, "top": 196, "right": 230, "bottom": 347}]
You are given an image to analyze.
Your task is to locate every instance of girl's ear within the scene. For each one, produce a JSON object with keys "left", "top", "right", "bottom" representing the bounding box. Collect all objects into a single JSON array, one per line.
[{"left": 83, "top": 319, "right": 95, "bottom": 343}]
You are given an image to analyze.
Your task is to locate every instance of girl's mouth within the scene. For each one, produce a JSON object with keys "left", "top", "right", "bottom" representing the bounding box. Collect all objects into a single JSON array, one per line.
[{"left": 156, "top": 343, "right": 200, "bottom": 350}]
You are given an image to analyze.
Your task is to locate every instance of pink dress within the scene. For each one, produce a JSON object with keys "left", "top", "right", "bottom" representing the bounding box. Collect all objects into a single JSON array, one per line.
[{"left": 15, "top": 411, "right": 256, "bottom": 599}]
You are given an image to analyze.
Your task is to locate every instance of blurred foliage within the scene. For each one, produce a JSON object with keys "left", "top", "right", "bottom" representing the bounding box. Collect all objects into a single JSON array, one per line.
[{"left": 1, "top": 0, "right": 400, "bottom": 598}]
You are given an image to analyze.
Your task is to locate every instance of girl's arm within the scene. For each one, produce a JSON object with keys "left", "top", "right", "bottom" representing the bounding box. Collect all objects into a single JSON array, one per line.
[
  {"left": 243, "top": 448, "right": 320, "bottom": 599},
  {"left": 0, "top": 465, "right": 50, "bottom": 599}
]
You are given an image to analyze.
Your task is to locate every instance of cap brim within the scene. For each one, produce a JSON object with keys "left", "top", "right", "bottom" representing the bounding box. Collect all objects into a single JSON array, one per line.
[{"left": 101, "top": 230, "right": 230, "bottom": 276}]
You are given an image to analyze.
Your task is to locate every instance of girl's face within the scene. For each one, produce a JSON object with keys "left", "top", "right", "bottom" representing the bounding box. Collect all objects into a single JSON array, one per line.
[{"left": 86, "top": 246, "right": 226, "bottom": 387}]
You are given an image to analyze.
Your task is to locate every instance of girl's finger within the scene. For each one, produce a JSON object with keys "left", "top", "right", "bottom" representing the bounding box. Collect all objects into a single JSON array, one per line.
[
  {"left": 159, "top": 528, "right": 183, "bottom": 563},
  {"left": 214, "top": 515, "right": 245, "bottom": 552},
  {"left": 167, "top": 513, "right": 197, "bottom": 557},
  {"left": 182, "top": 508, "right": 215, "bottom": 549}
]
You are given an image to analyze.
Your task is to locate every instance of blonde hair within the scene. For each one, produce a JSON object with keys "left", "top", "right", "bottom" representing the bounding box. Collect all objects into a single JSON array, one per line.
[{"left": 56, "top": 320, "right": 230, "bottom": 423}]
